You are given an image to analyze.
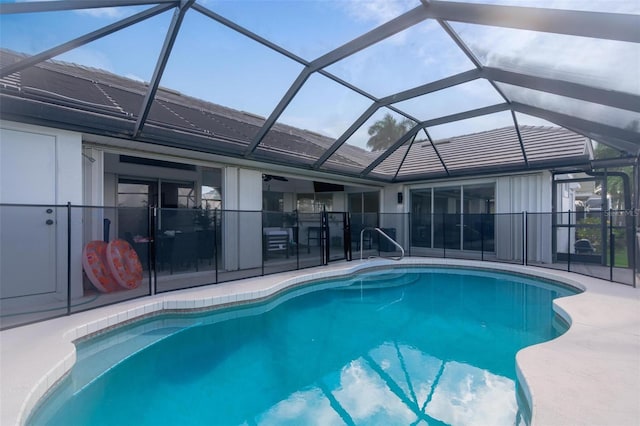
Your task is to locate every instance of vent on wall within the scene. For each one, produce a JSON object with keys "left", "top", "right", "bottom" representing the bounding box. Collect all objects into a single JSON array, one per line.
[{"left": 119, "top": 155, "right": 196, "bottom": 171}]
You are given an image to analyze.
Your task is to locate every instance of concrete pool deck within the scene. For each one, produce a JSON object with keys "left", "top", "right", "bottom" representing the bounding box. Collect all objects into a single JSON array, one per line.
[{"left": 1, "top": 258, "right": 639, "bottom": 425}]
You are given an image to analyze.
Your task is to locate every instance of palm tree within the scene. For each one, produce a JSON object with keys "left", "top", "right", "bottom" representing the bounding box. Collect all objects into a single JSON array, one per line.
[{"left": 366, "top": 113, "right": 413, "bottom": 151}]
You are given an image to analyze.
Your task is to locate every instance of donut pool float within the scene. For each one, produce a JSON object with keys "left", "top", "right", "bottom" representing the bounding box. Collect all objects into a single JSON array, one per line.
[
  {"left": 82, "top": 241, "right": 120, "bottom": 293},
  {"left": 106, "top": 239, "right": 143, "bottom": 289}
]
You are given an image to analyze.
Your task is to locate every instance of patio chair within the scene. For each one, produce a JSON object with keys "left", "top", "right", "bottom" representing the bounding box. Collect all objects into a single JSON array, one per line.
[{"left": 574, "top": 239, "right": 596, "bottom": 254}]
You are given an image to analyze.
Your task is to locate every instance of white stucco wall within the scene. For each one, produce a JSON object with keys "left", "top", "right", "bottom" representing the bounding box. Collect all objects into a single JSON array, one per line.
[
  {"left": 222, "top": 167, "right": 262, "bottom": 270},
  {"left": 496, "top": 172, "right": 552, "bottom": 263}
]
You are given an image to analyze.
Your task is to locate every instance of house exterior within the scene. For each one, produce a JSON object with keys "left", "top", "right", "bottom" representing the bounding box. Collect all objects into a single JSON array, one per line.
[{"left": 0, "top": 51, "right": 596, "bottom": 318}]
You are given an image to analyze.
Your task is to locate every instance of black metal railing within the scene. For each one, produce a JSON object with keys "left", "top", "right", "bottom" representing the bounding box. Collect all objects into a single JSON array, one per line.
[{"left": 0, "top": 204, "right": 636, "bottom": 329}]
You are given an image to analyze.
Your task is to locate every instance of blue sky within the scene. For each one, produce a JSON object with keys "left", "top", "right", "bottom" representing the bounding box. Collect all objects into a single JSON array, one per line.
[{"left": 1, "top": 0, "right": 638, "bottom": 150}]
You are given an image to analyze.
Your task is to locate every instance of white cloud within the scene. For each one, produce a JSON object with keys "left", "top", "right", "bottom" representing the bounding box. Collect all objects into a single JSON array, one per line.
[
  {"left": 333, "top": 359, "right": 418, "bottom": 424},
  {"left": 254, "top": 388, "right": 342, "bottom": 425},
  {"left": 425, "top": 361, "right": 518, "bottom": 426},
  {"left": 76, "top": 7, "right": 127, "bottom": 19},
  {"left": 339, "top": 0, "right": 419, "bottom": 25},
  {"left": 456, "top": 23, "right": 640, "bottom": 96},
  {"left": 16, "top": 0, "right": 128, "bottom": 19}
]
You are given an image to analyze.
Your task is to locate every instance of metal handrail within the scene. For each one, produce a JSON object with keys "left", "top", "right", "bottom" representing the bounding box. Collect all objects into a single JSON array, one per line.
[{"left": 360, "top": 227, "right": 405, "bottom": 261}]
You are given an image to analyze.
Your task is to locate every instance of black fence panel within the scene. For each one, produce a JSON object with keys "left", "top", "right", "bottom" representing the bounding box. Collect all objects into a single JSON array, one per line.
[
  {"left": 71, "top": 206, "right": 153, "bottom": 313},
  {"left": 378, "top": 213, "right": 409, "bottom": 258},
  {"left": 262, "top": 210, "right": 299, "bottom": 275},
  {"left": 296, "top": 212, "right": 324, "bottom": 269},
  {"left": 216, "top": 210, "right": 263, "bottom": 284},
  {"left": 2, "top": 204, "right": 637, "bottom": 330},
  {"left": 0, "top": 204, "right": 70, "bottom": 329}
]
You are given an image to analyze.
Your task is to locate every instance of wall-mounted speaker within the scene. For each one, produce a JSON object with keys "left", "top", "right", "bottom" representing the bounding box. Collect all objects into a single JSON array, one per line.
[{"left": 397, "top": 192, "right": 403, "bottom": 204}]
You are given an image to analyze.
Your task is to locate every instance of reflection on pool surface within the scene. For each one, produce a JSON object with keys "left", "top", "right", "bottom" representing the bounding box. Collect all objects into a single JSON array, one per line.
[{"left": 29, "top": 267, "right": 576, "bottom": 425}]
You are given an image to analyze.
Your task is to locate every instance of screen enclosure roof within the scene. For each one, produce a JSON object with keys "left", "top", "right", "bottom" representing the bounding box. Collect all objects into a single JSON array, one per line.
[{"left": 0, "top": 0, "right": 638, "bottom": 183}]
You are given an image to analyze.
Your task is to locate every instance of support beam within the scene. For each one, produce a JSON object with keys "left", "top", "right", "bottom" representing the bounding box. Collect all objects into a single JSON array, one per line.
[
  {"left": 133, "top": 0, "right": 194, "bottom": 138},
  {"left": 0, "top": 0, "right": 175, "bottom": 14},
  {"left": 363, "top": 354, "right": 447, "bottom": 426},
  {"left": 0, "top": 3, "right": 174, "bottom": 78},
  {"left": 379, "top": 69, "right": 481, "bottom": 105},
  {"left": 511, "top": 110, "right": 529, "bottom": 167},
  {"left": 309, "top": 6, "right": 430, "bottom": 71},
  {"left": 244, "top": 68, "right": 313, "bottom": 156},
  {"left": 482, "top": 67, "right": 640, "bottom": 113},
  {"left": 511, "top": 102, "right": 640, "bottom": 155},
  {"left": 423, "top": 128, "right": 450, "bottom": 177},
  {"left": 313, "top": 103, "right": 380, "bottom": 169},
  {"left": 192, "top": 2, "right": 308, "bottom": 67},
  {"left": 421, "top": 102, "right": 510, "bottom": 128},
  {"left": 438, "top": 19, "right": 510, "bottom": 103},
  {"left": 361, "top": 103, "right": 510, "bottom": 177},
  {"left": 393, "top": 132, "right": 419, "bottom": 181},
  {"left": 437, "top": 19, "right": 482, "bottom": 69},
  {"left": 361, "top": 124, "right": 425, "bottom": 176},
  {"left": 424, "top": 1, "right": 640, "bottom": 43}
]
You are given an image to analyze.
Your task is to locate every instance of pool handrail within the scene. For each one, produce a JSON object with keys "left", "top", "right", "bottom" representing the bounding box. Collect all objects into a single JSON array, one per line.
[{"left": 360, "top": 227, "right": 405, "bottom": 261}]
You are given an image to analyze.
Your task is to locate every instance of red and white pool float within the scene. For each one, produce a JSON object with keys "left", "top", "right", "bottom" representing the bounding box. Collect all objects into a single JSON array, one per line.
[
  {"left": 82, "top": 241, "right": 120, "bottom": 293},
  {"left": 106, "top": 239, "right": 143, "bottom": 290},
  {"left": 82, "top": 239, "right": 143, "bottom": 292}
]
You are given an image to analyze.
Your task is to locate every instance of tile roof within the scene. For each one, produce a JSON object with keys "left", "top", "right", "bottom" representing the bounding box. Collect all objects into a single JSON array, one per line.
[{"left": 0, "top": 49, "right": 591, "bottom": 181}]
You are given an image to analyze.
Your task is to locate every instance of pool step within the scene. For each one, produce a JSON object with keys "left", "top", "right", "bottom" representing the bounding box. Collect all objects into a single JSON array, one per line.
[
  {"left": 71, "top": 319, "right": 200, "bottom": 394},
  {"left": 335, "top": 271, "right": 421, "bottom": 291}
]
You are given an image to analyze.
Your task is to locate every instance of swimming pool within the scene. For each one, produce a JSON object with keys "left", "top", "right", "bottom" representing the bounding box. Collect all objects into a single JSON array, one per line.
[{"left": 29, "top": 267, "right": 577, "bottom": 425}]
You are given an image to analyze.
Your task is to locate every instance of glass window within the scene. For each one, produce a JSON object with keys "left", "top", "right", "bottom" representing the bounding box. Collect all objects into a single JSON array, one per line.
[
  {"left": 348, "top": 192, "right": 380, "bottom": 213},
  {"left": 363, "top": 192, "right": 379, "bottom": 213},
  {"left": 411, "top": 189, "right": 432, "bottom": 248},
  {"left": 296, "top": 193, "right": 333, "bottom": 213},
  {"left": 463, "top": 184, "right": 495, "bottom": 252},
  {"left": 161, "top": 181, "right": 195, "bottom": 209},
  {"left": 411, "top": 184, "right": 496, "bottom": 251},
  {"left": 201, "top": 167, "right": 222, "bottom": 210},
  {"left": 117, "top": 178, "right": 157, "bottom": 241},
  {"left": 434, "top": 187, "right": 461, "bottom": 250},
  {"left": 201, "top": 186, "right": 221, "bottom": 210},
  {"left": 263, "top": 191, "right": 284, "bottom": 212},
  {"left": 117, "top": 179, "right": 157, "bottom": 207},
  {"left": 315, "top": 193, "right": 333, "bottom": 212},
  {"left": 464, "top": 184, "right": 495, "bottom": 214},
  {"left": 349, "top": 191, "right": 379, "bottom": 231},
  {"left": 348, "top": 193, "right": 363, "bottom": 214}
]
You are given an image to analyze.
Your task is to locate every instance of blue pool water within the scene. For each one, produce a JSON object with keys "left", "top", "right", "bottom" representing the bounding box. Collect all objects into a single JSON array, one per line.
[{"left": 29, "top": 267, "right": 576, "bottom": 425}]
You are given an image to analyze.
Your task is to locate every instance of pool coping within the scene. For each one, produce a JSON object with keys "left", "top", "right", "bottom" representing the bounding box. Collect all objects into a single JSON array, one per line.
[{"left": 1, "top": 258, "right": 639, "bottom": 425}]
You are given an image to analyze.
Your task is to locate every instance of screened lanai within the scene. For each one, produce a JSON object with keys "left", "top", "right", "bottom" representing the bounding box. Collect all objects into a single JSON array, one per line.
[
  {"left": 1, "top": 1, "right": 640, "bottom": 329},
  {"left": 1, "top": 0, "right": 638, "bottom": 182}
]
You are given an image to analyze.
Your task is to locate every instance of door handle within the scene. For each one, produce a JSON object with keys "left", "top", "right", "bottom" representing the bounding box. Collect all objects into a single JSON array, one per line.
[
  {"left": 46, "top": 208, "right": 53, "bottom": 214},
  {"left": 46, "top": 219, "right": 54, "bottom": 225}
]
